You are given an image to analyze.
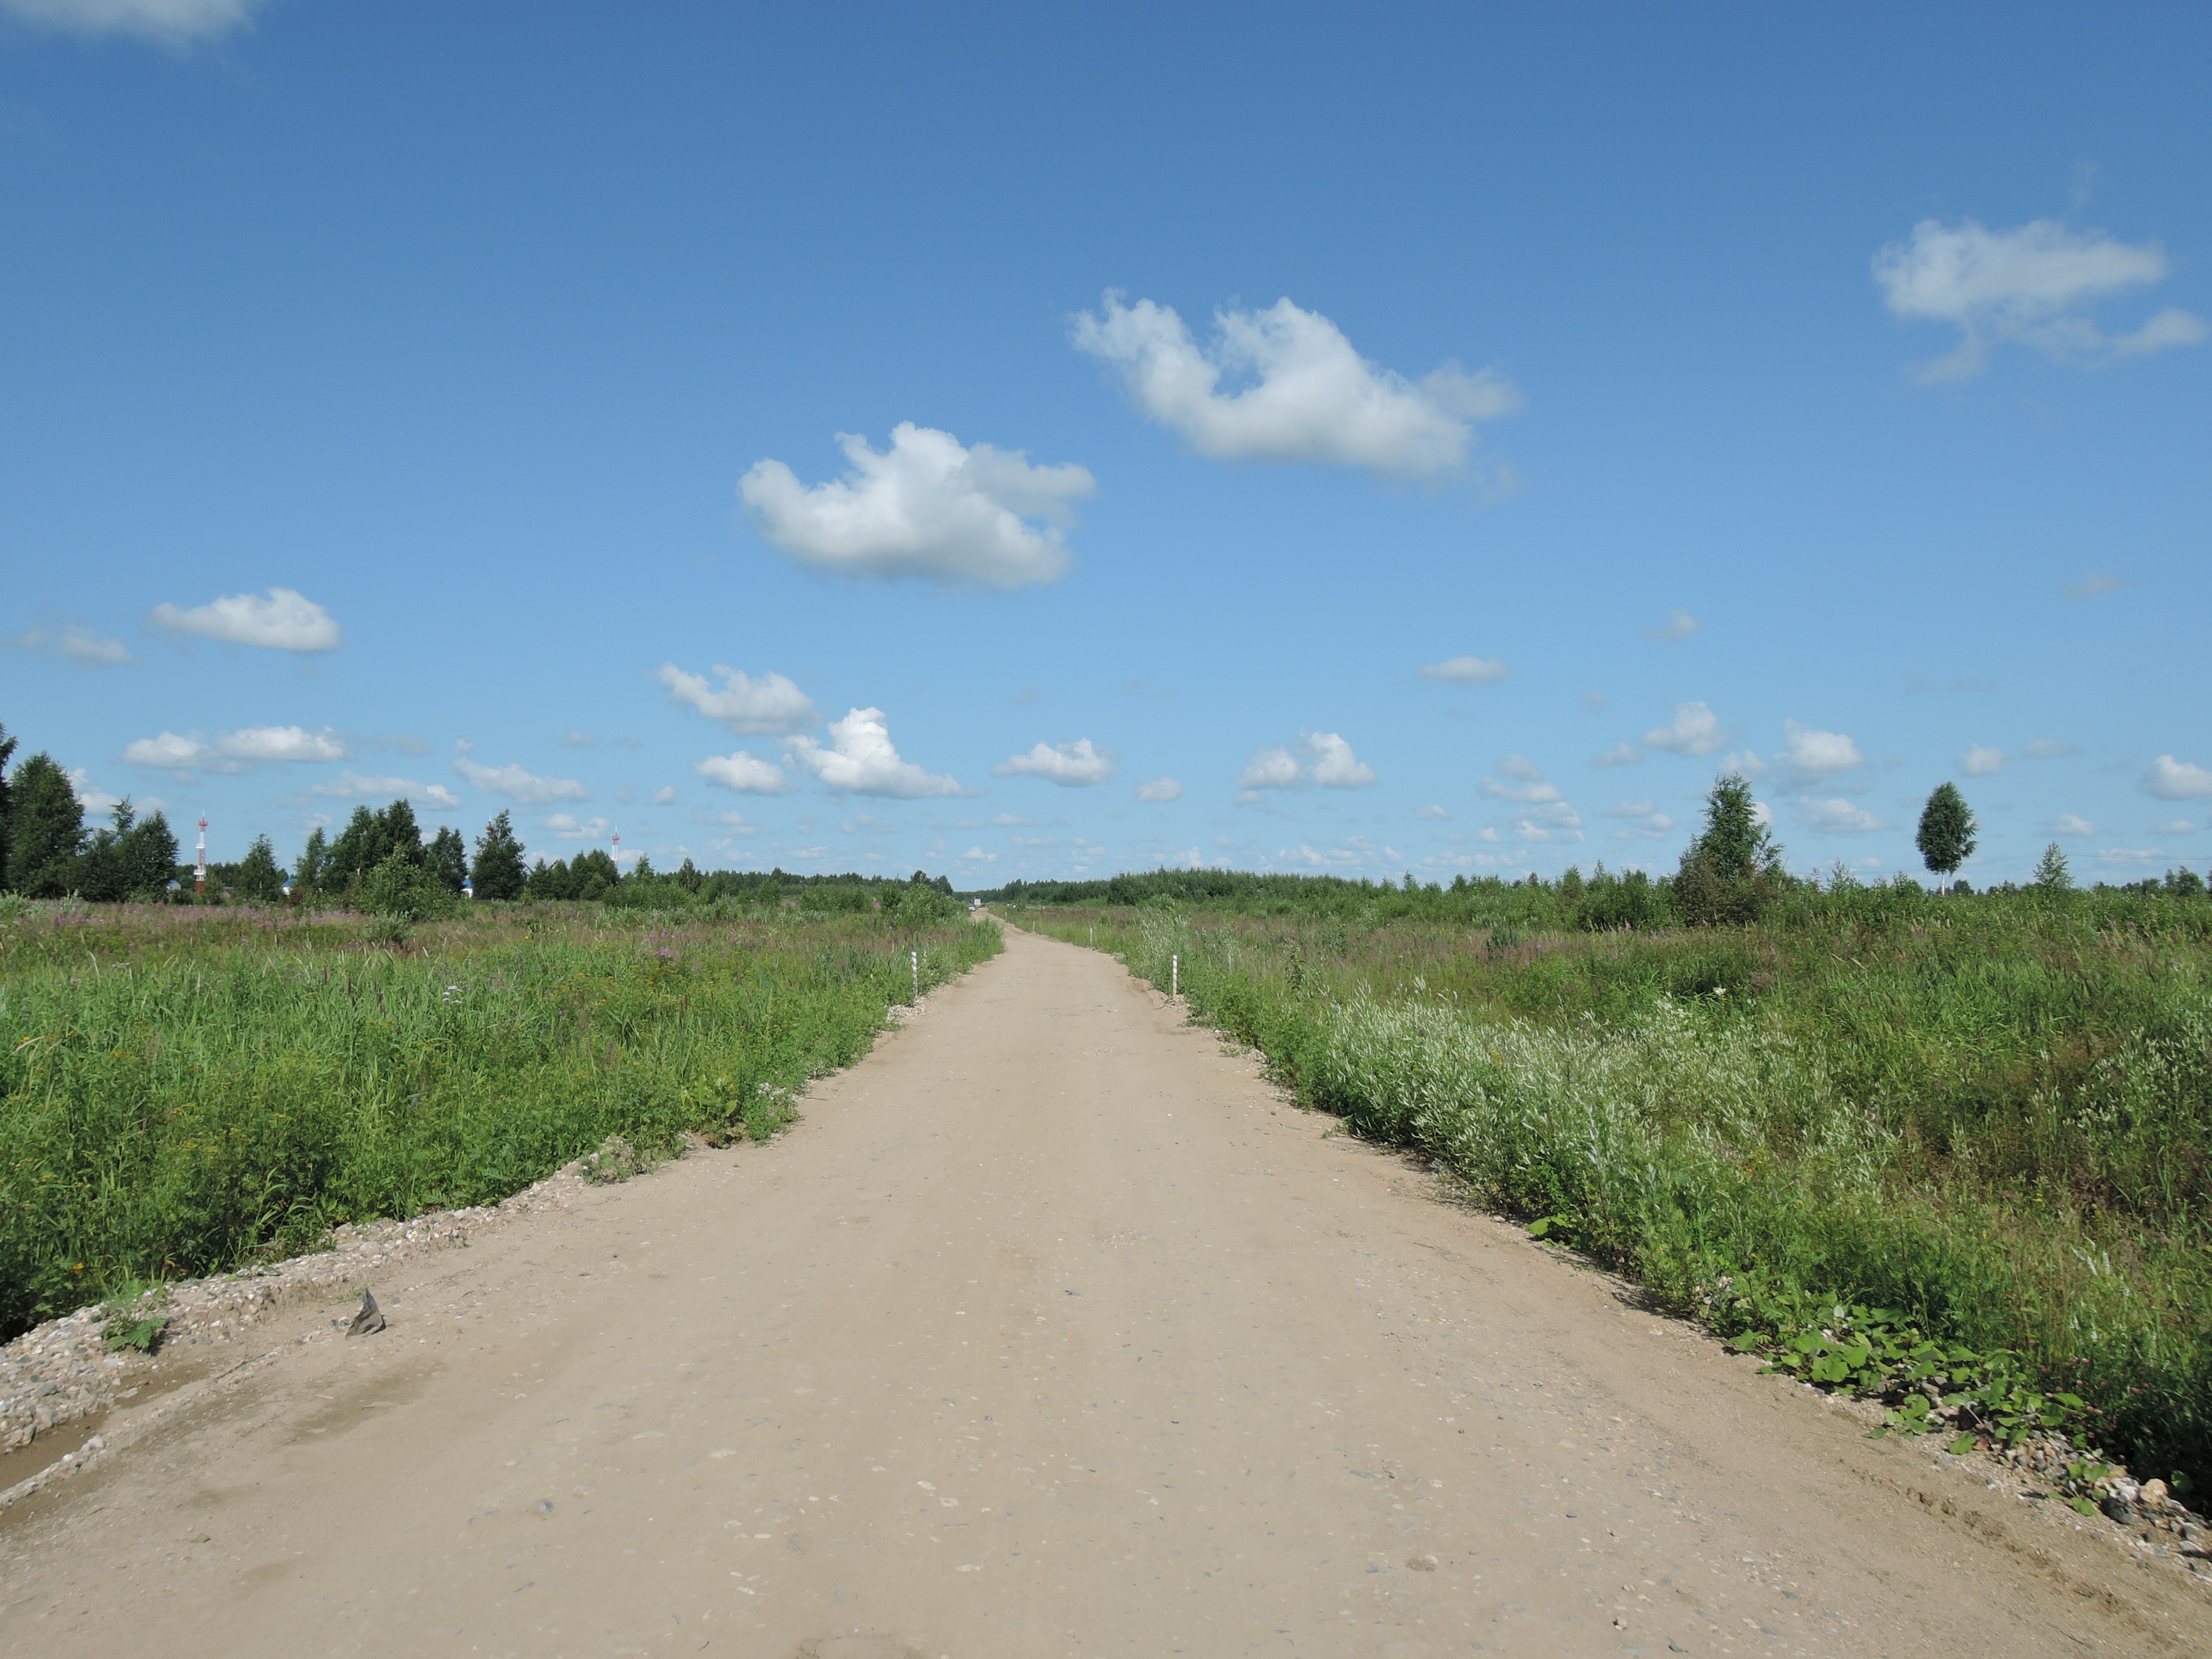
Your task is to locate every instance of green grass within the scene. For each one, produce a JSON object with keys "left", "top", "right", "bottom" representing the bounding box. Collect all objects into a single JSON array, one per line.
[
  {"left": 1013, "top": 886, "right": 2212, "bottom": 1494},
  {"left": 0, "top": 898, "right": 999, "bottom": 1338}
]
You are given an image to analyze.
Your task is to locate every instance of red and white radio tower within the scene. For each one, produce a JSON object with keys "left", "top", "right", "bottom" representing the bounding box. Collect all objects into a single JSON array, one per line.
[
  {"left": 612, "top": 830, "right": 621, "bottom": 869},
  {"left": 195, "top": 815, "right": 209, "bottom": 894}
]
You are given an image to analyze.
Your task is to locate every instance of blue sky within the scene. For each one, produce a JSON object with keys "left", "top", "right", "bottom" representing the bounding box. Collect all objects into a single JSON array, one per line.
[{"left": 3, "top": 2, "right": 2206, "bottom": 888}]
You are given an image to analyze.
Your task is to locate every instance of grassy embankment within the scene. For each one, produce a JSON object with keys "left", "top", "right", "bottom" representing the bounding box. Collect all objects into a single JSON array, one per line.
[
  {"left": 1012, "top": 883, "right": 2212, "bottom": 1493},
  {"left": 0, "top": 898, "right": 999, "bottom": 1340}
]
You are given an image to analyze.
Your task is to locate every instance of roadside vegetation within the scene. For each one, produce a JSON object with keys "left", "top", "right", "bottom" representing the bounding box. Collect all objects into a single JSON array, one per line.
[
  {"left": 992, "top": 791, "right": 2212, "bottom": 1496},
  {"left": 0, "top": 893, "right": 997, "bottom": 1342}
]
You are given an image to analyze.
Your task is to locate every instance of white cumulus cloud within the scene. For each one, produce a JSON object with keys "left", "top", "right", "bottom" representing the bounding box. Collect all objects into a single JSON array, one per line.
[
  {"left": 694, "top": 750, "right": 788, "bottom": 795},
  {"left": 305, "top": 771, "right": 461, "bottom": 810},
  {"left": 789, "top": 707, "right": 964, "bottom": 799},
  {"left": 1415, "top": 804, "right": 1450, "bottom": 821},
  {"left": 2056, "top": 813, "right": 2095, "bottom": 837},
  {"left": 654, "top": 662, "right": 818, "bottom": 734},
  {"left": 739, "top": 423, "right": 1092, "bottom": 589},
  {"left": 1798, "top": 797, "right": 1891, "bottom": 834},
  {"left": 1480, "top": 776, "right": 1564, "bottom": 804},
  {"left": 151, "top": 587, "right": 342, "bottom": 653},
  {"left": 994, "top": 738, "right": 1117, "bottom": 787},
  {"left": 1873, "top": 217, "right": 2207, "bottom": 380},
  {"left": 1306, "top": 733, "right": 1377, "bottom": 789},
  {"left": 1590, "top": 742, "right": 1641, "bottom": 769},
  {"left": 452, "top": 741, "right": 589, "bottom": 804},
  {"left": 1961, "top": 744, "right": 2005, "bottom": 777},
  {"left": 1743, "top": 721, "right": 1863, "bottom": 787},
  {"left": 1642, "top": 701, "right": 1729, "bottom": 757},
  {"left": 6, "top": 619, "right": 131, "bottom": 665},
  {"left": 2143, "top": 755, "right": 2212, "bottom": 800},
  {"left": 1071, "top": 293, "right": 1518, "bottom": 479},
  {"left": 2023, "top": 738, "right": 2079, "bottom": 760},
  {"left": 1417, "top": 655, "right": 1509, "bottom": 685},
  {"left": 0, "top": 0, "right": 267, "bottom": 44},
  {"left": 1134, "top": 776, "right": 1183, "bottom": 803},
  {"left": 1238, "top": 745, "right": 1305, "bottom": 790},
  {"left": 122, "top": 723, "right": 348, "bottom": 776}
]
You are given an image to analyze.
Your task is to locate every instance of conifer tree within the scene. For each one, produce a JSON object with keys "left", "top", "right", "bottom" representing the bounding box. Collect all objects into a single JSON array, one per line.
[
  {"left": 469, "top": 810, "right": 529, "bottom": 900},
  {"left": 234, "top": 833, "right": 286, "bottom": 901},
  {"left": 2032, "top": 841, "right": 2071, "bottom": 891},
  {"left": 295, "top": 826, "right": 329, "bottom": 893}
]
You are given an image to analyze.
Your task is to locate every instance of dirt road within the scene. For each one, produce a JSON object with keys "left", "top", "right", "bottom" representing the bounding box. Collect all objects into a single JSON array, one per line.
[{"left": 4, "top": 926, "right": 2207, "bottom": 1656}]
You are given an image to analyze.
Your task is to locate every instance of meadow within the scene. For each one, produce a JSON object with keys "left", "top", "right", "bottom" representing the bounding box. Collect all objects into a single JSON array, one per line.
[
  {"left": 1010, "top": 878, "right": 2212, "bottom": 1493},
  {"left": 0, "top": 895, "right": 999, "bottom": 1340}
]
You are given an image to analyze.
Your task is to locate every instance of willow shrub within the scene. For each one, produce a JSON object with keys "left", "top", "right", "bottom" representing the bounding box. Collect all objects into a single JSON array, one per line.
[
  {"left": 1025, "top": 902, "right": 2212, "bottom": 1491},
  {"left": 0, "top": 901, "right": 1000, "bottom": 1337}
]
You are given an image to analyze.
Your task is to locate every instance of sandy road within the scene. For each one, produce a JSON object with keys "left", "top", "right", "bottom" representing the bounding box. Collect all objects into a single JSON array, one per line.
[{"left": 4, "top": 926, "right": 2209, "bottom": 1657}]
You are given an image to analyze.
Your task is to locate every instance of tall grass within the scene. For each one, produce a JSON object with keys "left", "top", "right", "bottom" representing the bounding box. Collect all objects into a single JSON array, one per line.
[
  {"left": 0, "top": 899, "right": 999, "bottom": 1337},
  {"left": 1019, "top": 894, "right": 2212, "bottom": 1490}
]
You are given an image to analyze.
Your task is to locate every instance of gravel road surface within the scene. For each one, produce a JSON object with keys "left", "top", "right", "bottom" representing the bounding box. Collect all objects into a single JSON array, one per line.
[{"left": 4, "top": 925, "right": 2207, "bottom": 1656}]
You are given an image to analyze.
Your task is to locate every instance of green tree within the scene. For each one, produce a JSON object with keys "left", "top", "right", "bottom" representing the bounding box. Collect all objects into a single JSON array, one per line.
[
  {"left": 0, "top": 722, "right": 16, "bottom": 891},
  {"left": 1915, "top": 782, "right": 1978, "bottom": 891},
  {"left": 2032, "top": 841, "right": 2071, "bottom": 892},
  {"left": 361, "top": 850, "right": 456, "bottom": 921},
  {"left": 426, "top": 825, "right": 469, "bottom": 895},
  {"left": 234, "top": 833, "right": 286, "bottom": 901},
  {"left": 1674, "top": 774, "right": 1783, "bottom": 926},
  {"left": 294, "top": 826, "right": 330, "bottom": 893},
  {"left": 4, "top": 753, "right": 86, "bottom": 897},
  {"left": 470, "top": 811, "right": 529, "bottom": 899},
  {"left": 76, "top": 800, "right": 176, "bottom": 901},
  {"left": 325, "top": 798, "right": 425, "bottom": 890}
]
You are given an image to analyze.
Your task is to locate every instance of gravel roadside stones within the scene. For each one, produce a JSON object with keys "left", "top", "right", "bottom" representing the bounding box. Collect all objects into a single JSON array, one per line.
[{"left": 0, "top": 1154, "right": 600, "bottom": 1483}]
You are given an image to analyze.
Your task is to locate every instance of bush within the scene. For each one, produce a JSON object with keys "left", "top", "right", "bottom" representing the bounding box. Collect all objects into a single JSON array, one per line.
[{"left": 360, "top": 852, "right": 459, "bottom": 921}]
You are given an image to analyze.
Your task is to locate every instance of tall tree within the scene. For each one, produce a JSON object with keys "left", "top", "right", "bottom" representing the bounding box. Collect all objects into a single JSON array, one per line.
[
  {"left": 471, "top": 811, "right": 529, "bottom": 899},
  {"left": 0, "top": 721, "right": 15, "bottom": 891},
  {"left": 325, "top": 805, "right": 382, "bottom": 886},
  {"left": 2032, "top": 841, "right": 2071, "bottom": 892},
  {"left": 234, "top": 833, "right": 286, "bottom": 901},
  {"left": 1674, "top": 773, "right": 1785, "bottom": 926},
  {"left": 426, "top": 825, "right": 469, "bottom": 895},
  {"left": 1916, "top": 782, "right": 1978, "bottom": 891},
  {"left": 4, "top": 753, "right": 86, "bottom": 898},
  {"left": 294, "top": 826, "right": 329, "bottom": 893}
]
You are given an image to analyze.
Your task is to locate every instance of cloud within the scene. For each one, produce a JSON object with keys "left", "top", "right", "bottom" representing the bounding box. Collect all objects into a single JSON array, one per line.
[
  {"left": 2056, "top": 813, "right": 2095, "bottom": 837},
  {"left": 66, "top": 768, "right": 124, "bottom": 815},
  {"left": 2063, "top": 569, "right": 2125, "bottom": 600},
  {"left": 1642, "top": 701, "right": 1729, "bottom": 757},
  {"left": 739, "top": 422, "right": 1092, "bottom": 589},
  {"left": 1747, "top": 721, "right": 1864, "bottom": 787},
  {"left": 1237, "top": 745, "right": 1305, "bottom": 790},
  {"left": 544, "top": 813, "right": 612, "bottom": 841},
  {"left": 1070, "top": 292, "right": 1518, "bottom": 479},
  {"left": 2151, "top": 819, "right": 2196, "bottom": 835},
  {"left": 6, "top": 619, "right": 131, "bottom": 665},
  {"left": 1417, "top": 655, "right": 1509, "bottom": 685},
  {"left": 693, "top": 750, "right": 789, "bottom": 794},
  {"left": 0, "top": 0, "right": 268, "bottom": 44},
  {"left": 994, "top": 738, "right": 1117, "bottom": 786},
  {"left": 1604, "top": 800, "right": 1672, "bottom": 841},
  {"left": 1961, "top": 744, "right": 2005, "bottom": 777},
  {"left": 452, "top": 740, "right": 589, "bottom": 804},
  {"left": 1602, "top": 800, "right": 1657, "bottom": 818},
  {"left": 122, "top": 723, "right": 349, "bottom": 777},
  {"left": 651, "top": 786, "right": 677, "bottom": 806},
  {"left": 1480, "top": 776, "right": 1564, "bottom": 805},
  {"left": 1589, "top": 741, "right": 1641, "bottom": 769},
  {"left": 653, "top": 662, "right": 818, "bottom": 734},
  {"left": 1581, "top": 691, "right": 1608, "bottom": 712},
  {"left": 989, "top": 813, "right": 1035, "bottom": 827},
  {"left": 1497, "top": 754, "right": 1544, "bottom": 782},
  {"left": 1872, "top": 217, "right": 2207, "bottom": 380},
  {"left": 1134, "top": 776, "right": 1183, "bottom": 803},
  {"left": 958, "top": 847, "right": 999, "bottom": 863},
  {"left": 1797, "top": 797, "right": 1892, "bottom": 834},
  {"left": 1415, "top": 804, "right": 1450, "bottom": 821},
  {"left": 2143, "top": 755, "right": 2212, "bottom": 800},
  {"left": 304, "top": 770, "right": 462, "bottom": 810},
  {"left": 1641, "top": 608, "right": 1700, "bottom": 642},
  {"left": 790, "top": 707, "right": 964, "bottom": 798},
  {"left": 2098, "top": 847, "right": 2165, "bottom": 865},
  {"left": 1305, "top": 732, "right": 1376, "bottom": 789},
  {"left": 151, "top": 587, "right": 341, "bottom": 652},
  {"left": 2023, "top": 738, "right": 2080, "bottom": 760}
]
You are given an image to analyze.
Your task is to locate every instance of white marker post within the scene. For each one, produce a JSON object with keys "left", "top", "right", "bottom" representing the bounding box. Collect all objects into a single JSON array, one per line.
[
  {"left": 911, "top": 949, "right": 919, "bottom": 1005},
  {"left": 1172, "top": 954, "right": 1178, "bottom": 999}
]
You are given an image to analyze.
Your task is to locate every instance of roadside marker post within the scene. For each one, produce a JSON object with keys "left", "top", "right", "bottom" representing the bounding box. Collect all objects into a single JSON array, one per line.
[
  {"left": 1172, "top": 954, "right": 1178, "bottom": 999},
  {"left": 911, "top": 950, "right": 919, "bottom": 1004}
]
